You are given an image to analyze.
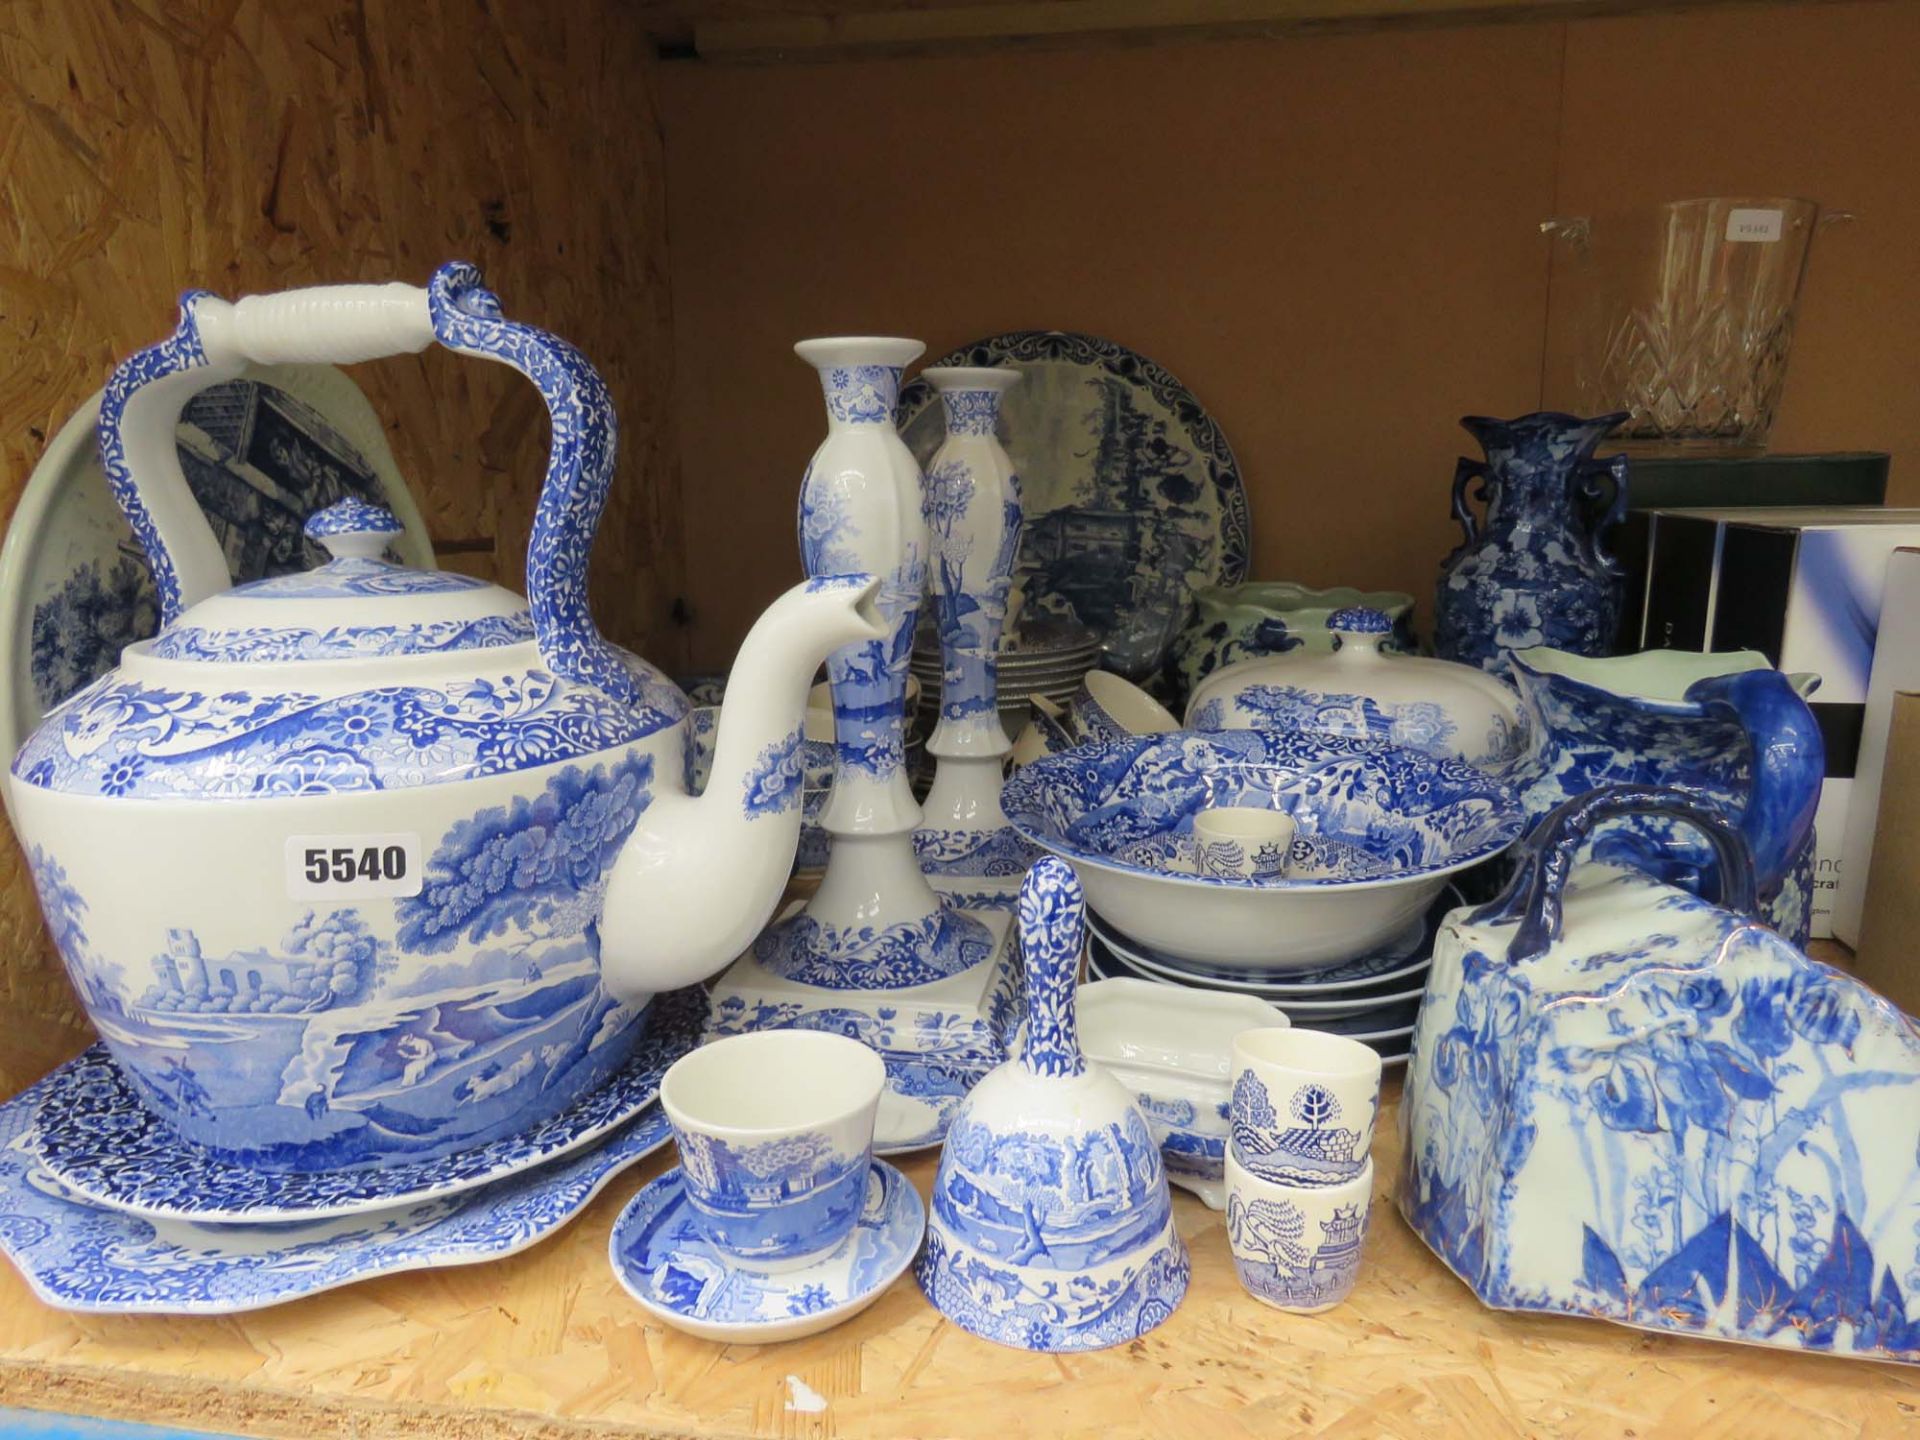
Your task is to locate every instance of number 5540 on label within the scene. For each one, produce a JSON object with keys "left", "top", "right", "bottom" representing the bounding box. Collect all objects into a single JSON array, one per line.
[{"left": 285, "top": 833, "right": 423, "bottom": 900}]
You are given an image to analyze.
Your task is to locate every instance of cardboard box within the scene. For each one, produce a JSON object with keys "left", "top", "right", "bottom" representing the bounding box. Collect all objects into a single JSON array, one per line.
[
  {"left": 1851, "top": 690, "right": 1920, "bottom": 1018},
  {"left": 1628, "top": 507, "right": 1920, "bottom": 937},
  {"left": 1833, "top": 548, "right": 1920, "bottom": 946}
]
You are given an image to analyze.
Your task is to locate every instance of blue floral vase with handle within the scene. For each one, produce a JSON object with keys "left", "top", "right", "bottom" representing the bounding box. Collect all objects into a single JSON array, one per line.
[{"left": 1434, "top": 411, "right": 1631, "bottom": 676}]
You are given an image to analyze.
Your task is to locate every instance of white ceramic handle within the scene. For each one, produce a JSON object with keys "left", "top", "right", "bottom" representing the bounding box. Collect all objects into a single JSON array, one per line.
[
  {"left": 195, "top": 283, "right": 435, "bottom": 366},
  {"left": 98, "top": 280, "right": 435, "bottom": 624}
]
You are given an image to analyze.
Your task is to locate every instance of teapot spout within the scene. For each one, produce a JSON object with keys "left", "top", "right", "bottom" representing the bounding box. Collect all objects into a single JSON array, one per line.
[{"left": 599, "top": 574, "right": 883, "bottom": 1002}]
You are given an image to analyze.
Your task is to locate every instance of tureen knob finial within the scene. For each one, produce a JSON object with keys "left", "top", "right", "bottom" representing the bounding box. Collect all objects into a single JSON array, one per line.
[
  {"left": 1326, "top": 606, "right": 1393, "bottom": 655},
  {"left": 305, "top": 497, "right": 404, "bottom": 560}
]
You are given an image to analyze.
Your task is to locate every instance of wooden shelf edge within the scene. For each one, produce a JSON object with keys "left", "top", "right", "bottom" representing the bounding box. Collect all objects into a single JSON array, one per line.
[{"left": 686, "top": 0, "right": 1826, "bottom": 61}]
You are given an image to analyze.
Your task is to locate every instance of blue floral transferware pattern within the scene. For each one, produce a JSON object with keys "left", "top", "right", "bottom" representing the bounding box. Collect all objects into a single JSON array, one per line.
[
  {"left": 1434, "top": 411, "right": 1631, "bottom": 675},
  {"left": 1186, "top": 606, "right": 1525, "bottom": 770},
  {"left": 799, "top": 362, "right": 925, "bottom": 789},
  {"left": 1399, "top": 786, "right": 1920, "bottom": 1364},
  {"left": 896, "top": 331, "right": 1249, "bottom": 678},
  {"left": 147, "top": 612, "right": 536, "bottom": 663},
  {"left": 674, "top": 1124, "right": 871, "bottom": 1266},
  {"left": 1227, "top": 1183, "right": 1371, "bottom": 1312},
  {"left": 911, "top": 825, "right": 1043, "bottom": 879},
  {"left": 20, "top": 755, "right": 666, "bottom": 1173},
  {"left": 1231, "top": 1072, "right": 1367, "bottom": 1186},
  {"left": 915, "top": 859, "right": 1190, "bottom": 1351},
  {"left": 1508, "top": 649, "right": 1824, "bottom": 946},
  {"left": 1003, "top": 730, "right": 1523, "bottom": 889},
  {"left": 0, "top": 1082, "right": 669, "bottom": 1315},
  {"left": 610, "top": 1161, "right": 924, "bottom": 1341},
  {"left": 305, "top": 495, "right": 404, "bottom": 537},
  {"left": 14, "top": 664, "right": 682, "bottom": 800},
  {"left": 751, "top": 910, "right": 996, "bottom": 990},
  {"left": 13, "top": 267, "right": 878, "bottom": 1189},
  {"left": 29, "top": 985, "right": 705, "bottom": 1223}
]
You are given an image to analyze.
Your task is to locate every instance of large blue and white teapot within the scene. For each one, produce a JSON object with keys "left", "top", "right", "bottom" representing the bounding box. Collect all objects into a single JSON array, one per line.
[{"left": 6, "top": 265, "right": 882, "bottom": 1172}]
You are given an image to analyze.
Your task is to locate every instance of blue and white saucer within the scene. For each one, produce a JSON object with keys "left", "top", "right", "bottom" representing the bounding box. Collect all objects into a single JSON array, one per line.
[
  {"left": 0, "top": 1075, "right": 670, "bottom": 1315},
  {"left": 29, "top": 986, "right": 706, "bottom": 1224},
  {"left": 609, "top": 1160, "right": 924, "bottom": 1343}
]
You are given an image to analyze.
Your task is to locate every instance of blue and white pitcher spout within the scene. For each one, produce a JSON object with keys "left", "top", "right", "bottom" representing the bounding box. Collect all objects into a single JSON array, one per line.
[{"left": 598, "top": 573, "right": 886, "bottom": 1001}]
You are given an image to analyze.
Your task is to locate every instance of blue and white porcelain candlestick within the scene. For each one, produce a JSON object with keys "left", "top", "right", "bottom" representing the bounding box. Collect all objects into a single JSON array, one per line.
[
  {"left": 714, "top": 341, "right": 1014, "bottom": 1151},
  {"left": 912, "top": 368, "right": 1037, "bottom": 888}
]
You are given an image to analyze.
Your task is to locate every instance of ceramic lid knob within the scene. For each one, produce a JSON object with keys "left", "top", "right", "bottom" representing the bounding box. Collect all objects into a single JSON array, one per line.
[
  {"left": 1326, "top": 605, "right": 1393, "bottom": 654},
  {"left": 305, "top": 497, "right": 404, "bottom": 560}
]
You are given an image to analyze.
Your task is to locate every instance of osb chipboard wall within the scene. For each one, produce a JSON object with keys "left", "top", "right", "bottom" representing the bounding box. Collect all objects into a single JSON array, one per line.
[
  {"left": 0, "top": 0, "right": 680, "bottom": 1096},
  {"left": 658, "top": 0, "right": 1920, "bottom": 668}
]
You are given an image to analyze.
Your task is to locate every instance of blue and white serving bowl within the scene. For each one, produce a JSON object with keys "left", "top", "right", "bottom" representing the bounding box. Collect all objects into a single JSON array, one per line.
[{"left": 1003, "top": 731, "right": 1523, "bottom": 971}]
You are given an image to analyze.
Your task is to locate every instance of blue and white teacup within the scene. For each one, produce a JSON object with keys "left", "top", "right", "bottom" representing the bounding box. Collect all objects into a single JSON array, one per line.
[
  {"left": 660, "top": 1030, "right": 886, "bottom": 1271},
  {"left": 1229, "top": 1027, "right": 1382, "bottom": 1188},
  {"left": 1192, "top": 806, "right": 1296, "bottom": 883}
]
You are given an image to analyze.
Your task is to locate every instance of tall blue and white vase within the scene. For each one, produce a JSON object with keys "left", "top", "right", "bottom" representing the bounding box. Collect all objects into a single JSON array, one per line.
[
  {"left": 755, "top": 339, "right": 996, "bottom": 990},
  {"left": 1434, "top": 411, "right": 1631, "bottom": 676},
  {"left": 912, "top": 368, "right": 1038, "bottom": 885}
]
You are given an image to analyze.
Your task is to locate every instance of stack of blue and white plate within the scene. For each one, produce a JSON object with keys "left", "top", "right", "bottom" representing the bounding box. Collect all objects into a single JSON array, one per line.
[
  {"left": 0, "top": 989, "right": 706, "bottom": 1315},
  {"left": 1081, "top": 887, "right": 1459, "bottom": 1069}
]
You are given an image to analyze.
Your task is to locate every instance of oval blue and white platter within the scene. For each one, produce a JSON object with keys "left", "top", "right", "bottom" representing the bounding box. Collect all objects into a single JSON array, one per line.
[{"left": 0, "top": 1085, "right": 669, "bottom": 1315}]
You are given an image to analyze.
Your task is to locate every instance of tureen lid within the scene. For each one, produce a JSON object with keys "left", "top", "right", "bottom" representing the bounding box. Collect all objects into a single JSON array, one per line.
[
  {"left": 139, "top": 499, "right": 535, "bottom": 665},
  {"left": 1185, "top": 607, "right": 1527, "bottom": 769}
]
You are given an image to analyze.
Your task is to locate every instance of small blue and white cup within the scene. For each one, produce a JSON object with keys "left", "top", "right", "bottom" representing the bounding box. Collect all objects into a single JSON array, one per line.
[
  {"left": 1229, "top": 1027, "right": 1382, "bottom": 1187},
  {"left": 660, "top": 1030, "right": 886, "bottom": 1272},
  {"left": 1192, "top": 806, "right": 1297, "bottom": 883},
  {"left": 1226, "top": 1150, "right": 1374, "bottom": 1313}
]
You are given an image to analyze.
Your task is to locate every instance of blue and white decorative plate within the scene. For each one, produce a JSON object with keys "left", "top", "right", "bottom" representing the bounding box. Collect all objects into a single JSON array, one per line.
[
  {"left": 29, "top": 986, "right": 705, "bottom": 1224},
  {"left": 1085, "top": 884, "right": 1457, "bottom": 995},
  {"left": 896, "top": 331, "right": 1249, "bottom": 678},
  {"left": 0, "top": 368, "right": 433, "bottom": 762},
  {"left": 0, "top": 1081, "right": 669, "bottom": 1315},
  {"left": 609, "top": 1160, "right": 924, "bottom": 1343}
]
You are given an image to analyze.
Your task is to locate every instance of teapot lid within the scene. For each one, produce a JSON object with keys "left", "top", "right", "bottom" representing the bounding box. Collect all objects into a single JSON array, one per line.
[
  {"left": 139, "top": 499, "right": 535, "bottom": 665},
  {"left": 10, "top": 509, "right": 686, "bottom": 803}
]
